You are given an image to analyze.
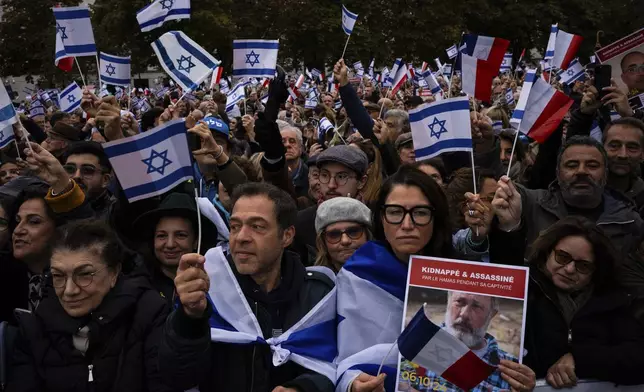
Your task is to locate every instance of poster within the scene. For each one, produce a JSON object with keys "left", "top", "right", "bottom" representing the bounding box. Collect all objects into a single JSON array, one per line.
[
  {"left": 395, "top": 256, "right": 529, "bottom": 392},
  {"left": 595, "top": 28, "right": 644, "bottom": 103}
]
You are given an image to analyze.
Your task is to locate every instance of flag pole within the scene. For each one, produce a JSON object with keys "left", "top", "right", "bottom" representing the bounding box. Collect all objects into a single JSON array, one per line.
[
  {"left": 74, "top": 57, "right": 87, "bottom": 88},
  {"left": 340, "top": 35, "right": 351, "bottom": 60},
  {"left": 14, "top": 114, "right": 34, "bottom": 154},
  {"left": 194, "top": 187, "right": 203, "bottom": 255},
  {"left": 505, "top": 130, "right": 520, "bottom": 178},
  {"left": 127, "top": 85, "right": 131, "bottom": 112},
  {"left": 95, "top": 55, "right": 102, "bottom": 93}
]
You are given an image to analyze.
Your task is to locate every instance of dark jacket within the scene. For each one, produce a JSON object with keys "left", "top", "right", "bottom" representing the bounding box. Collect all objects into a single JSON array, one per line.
[
  {"left": 0, "top": 255, "right": 28, "bottom": 325},
  {"left": 489, "top": 182, "right": 644, "bottom": 265},
  {"left": 524, "top": 269, "right": 644, "bottom": 385},
  {"left": 6, "top": 271, "right": 173, "bottom": 392},
  {"left": 90, "top": 190, "right": 116, "bottom": 221},
  {"left": 158, "top": 251, "right": 335, "bottom": 392},
  {"left": 292, "top": 160, "right": 310, "bottom": 200},
  {"left": 294, "top": 204, "right": 318, "bottom": 265}
]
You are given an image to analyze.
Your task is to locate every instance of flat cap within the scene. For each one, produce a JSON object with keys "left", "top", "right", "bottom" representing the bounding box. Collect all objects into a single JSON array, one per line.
[
  {"left": 395, "top": 132, "right": 413, "bottom": 150},
  {"left": 316, "top": 145, "right": 368, "bottom": 176}
]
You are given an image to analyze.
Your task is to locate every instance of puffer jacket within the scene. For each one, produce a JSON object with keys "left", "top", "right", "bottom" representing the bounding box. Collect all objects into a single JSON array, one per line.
[
  {"left": 6, "top": 271, "right": 174, "bottom": 392},
  {"left": 158, "top": 250, "right": 335, "bottom": 392}
]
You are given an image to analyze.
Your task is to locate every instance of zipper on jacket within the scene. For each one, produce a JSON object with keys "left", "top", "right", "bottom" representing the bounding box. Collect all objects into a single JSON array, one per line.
[
  {"left": 568, "top": 329, "right": 572, "bottom": 345},
  {"left": 88, "top": 364, "right": 94, "bottom": 382},
  {"left": 250, "top": 301, "right": 258, "bottom": 392}
]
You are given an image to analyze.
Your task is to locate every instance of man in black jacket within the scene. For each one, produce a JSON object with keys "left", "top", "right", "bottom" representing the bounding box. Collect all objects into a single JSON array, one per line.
[{"left": 158, "top": 182, "right": 335, "bottom": 392}]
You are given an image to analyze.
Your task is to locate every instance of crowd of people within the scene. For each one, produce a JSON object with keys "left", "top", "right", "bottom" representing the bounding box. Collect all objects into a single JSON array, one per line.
[{"left": 0, "top": 52, "right": 643, "bottom": 392}]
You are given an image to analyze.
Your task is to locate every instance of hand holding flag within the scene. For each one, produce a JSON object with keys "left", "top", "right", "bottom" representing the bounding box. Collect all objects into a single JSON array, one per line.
[
  {"left": 24, "top": 142, "right": 71, "bottom": 194},
  {"left": 95, "top": 96, "right": 124, "bottom": 142}
]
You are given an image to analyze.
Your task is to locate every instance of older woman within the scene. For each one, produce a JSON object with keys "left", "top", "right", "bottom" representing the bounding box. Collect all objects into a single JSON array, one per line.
[
  {"left": 6, "top": 221, "right": 173, "bottom": 392},
  {"left": 522, "top": 216, "right": 644, "bottom": 387},
  {"left": 314, "top": 197, "right": 372, "bottom": 273}
]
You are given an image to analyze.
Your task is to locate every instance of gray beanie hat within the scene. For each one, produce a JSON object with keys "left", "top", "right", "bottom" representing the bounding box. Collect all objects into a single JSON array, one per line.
[{"left": 315, "top": 197, "right": 372, "bottom": 234}]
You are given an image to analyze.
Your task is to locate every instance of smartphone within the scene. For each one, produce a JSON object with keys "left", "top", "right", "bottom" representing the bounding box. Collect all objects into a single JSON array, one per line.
[
  {"left": 594, "top": 64, "right": 612, "bottom": 99},
  {"left": 187, "top": 131, "right": 201, "bottom": 152}
]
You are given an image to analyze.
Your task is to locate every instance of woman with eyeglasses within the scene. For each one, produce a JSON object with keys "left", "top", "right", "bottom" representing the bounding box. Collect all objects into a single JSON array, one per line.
[
  {"left": 336, "top": 166, "right": 535, "bottom": 392},
  {"left": 521, "top": 216, "right": 644, "bottom": 388},
  {"left": 314, "top": 197, "right": 372, "bottom": 273},
  {"left": 6, "top": 220, "right": 174, "bottom": 392}
]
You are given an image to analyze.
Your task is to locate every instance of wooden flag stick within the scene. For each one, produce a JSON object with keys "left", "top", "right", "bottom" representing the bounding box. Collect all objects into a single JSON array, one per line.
[
  {"left": 340, "top": 35, "right": 351, "bottom": 60},
  {"left": 75, "top": 58, "right": 87, "bottom": 88},
  {"left": 505, "top": 129, "right": 520, "bottom": 178}
]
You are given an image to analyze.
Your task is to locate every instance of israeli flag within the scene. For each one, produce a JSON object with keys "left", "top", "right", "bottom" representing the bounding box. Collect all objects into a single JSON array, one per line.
[
  {"left": 0, "top": 82, "right": 18, "bottom": 131},
  {"left": 305, "top": 88, "right": 319, "bottom": 109},
  {"left": 557, "top": 58, "right": 585, "bottom": 85},
  {"left": 311, "top": 68, "right": 322, "bottom": 81},
  {"left": 151, "top": 31, "right": 220, "bottom": 92},
  {"left": 99, "top": 53, "right": 131, "bottom": 87},
  {"left": 205, "top": 247, "right": 337, "bottom": 383},
  {"left": 38, "top": 90, "right": 51, "bottom": 103},
  {"left": 341, "top": 5, "right": 358, "bottom": 35},
  {"left": 336, "top": 242, "right": 406, "bottom": 392},
  {"left": 446, "top": 44, "right": 459, "bottom": 59},
  {"left": 29, "top": 100, "right": 45, "bottom": 119},
  {"left": 136, "top": 0, "right": 190, "bottom": 32},
  {"left": 500, "top": 53, "right": 513, "bottom": 72},
  {"left": 421, "top": 71, "right": 443, "bottom": 100},
  {"left": 0, "top": 124, "right": 15, "bottom": 150},
  {"left": 52, "top": 5, "right": 97, "bottom": 57},
  {"left": 353, "top": 61, "right": 364, "bottom": 77},
  {"left": 226, "top": 80, "right": 250, "bottom": 113},
  {"left": 220, "top": 79, "right": 230, "bottom": 94},
  {"left": 544, "top": 23, "right": 558, "bottom": 61},
  {"left": 505, "top": 87, "right": 515, "bottom": 105},
  {"left": 103, "top": 119, "right": 193, "bottom": 202},
  {"left": 232, "top": 40, "right": 279, "bottom": 79},
  {"left": 318, "top": 117, "right": 334, "bottom": 142},
  {"left": 409, "top": 96, "right": 472, "bottom": 161},
  {"left": 58, "top": 82, "right": 83, "bottom": 113}
]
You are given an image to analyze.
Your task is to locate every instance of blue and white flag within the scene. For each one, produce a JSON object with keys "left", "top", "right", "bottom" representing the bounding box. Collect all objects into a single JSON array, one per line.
[
  {"left": 38, "top": 90, "right": 51, "bottom": 102},
  {"left": 136, "top": 0, "right": 190, "bottom": 32},
  {"left": 103, "top": 119, "right": 193, "bottom": 202},
  {"left": 220, "top": 78, "right": 230, "bottom": 94},
  {"left": 226, "top": 80, "right": 250, "bottom": 112},
  {"left": 311, "top": 68, "right": 323, "bottom": 81},
  {"left": 151, "top": 31, "right": 220, "bottom": 92},
  {"left": 421, "top": 71, "right": 443, "bottom": 100},
  {"left": 305, "top": 88, "right": 319, "bottom": 109},
  {"left": 505, "top": 87, "right": 515, "bottom": 105},
  {"left": 341, "top": 5, "right": 358, "bottom": 35},
  {"left": 52, "top": 5, "right": 97, "bottom": 57},
  {"left": 29, "top": 100, "right": 45, "bottom": 119},
  {"left": 232, "top": 40, "right": 279, "bottom": 79},
  {"left": 446, "top": 44, "right": 459, "bottom": 59},
  {"left": 336, "top": 242, "right": 406, "bottom": 392},
  {"left": 500, "top": 53, "right": 512, "bottom": 72},
  {"left": 99, "top": 53, "right": 131, "bottom": 87},
  {"left": 0, "top": 82, "right": 18, "bottom": 131},
  {"left": 0, "top": 124, "right": 15, "bottom": 150},
  {"left": 367, "top": 58, "right": 375, "bottom": 78},
  {"left": 544, "top": 23, "right": 558, "bottom": 61},
  {"left": 58, "top": 82, "right": 82, "bottom": 113},
  {"left": 557, "top": 58, "right": 585, "bottom": 85},
  {"left": 205, "top": 246, "right": 337, "bottom": 382},
  {"left": 409, "top": 96, "right": 472, "bottom": 161},
  {"left": 353, "top": 61, "right": 364, "bottom": 77},
  {"left": 317, "top": 117, "right": 334, "bottom": 142}
]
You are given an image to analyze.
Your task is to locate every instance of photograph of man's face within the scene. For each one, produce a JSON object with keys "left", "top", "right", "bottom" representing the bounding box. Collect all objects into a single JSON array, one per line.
[
  {"left": 444, "top": 291, "right": 498, "bottom": 350},
  {"left": 620, "top": 51, "right": 644, "bottom": 94}
]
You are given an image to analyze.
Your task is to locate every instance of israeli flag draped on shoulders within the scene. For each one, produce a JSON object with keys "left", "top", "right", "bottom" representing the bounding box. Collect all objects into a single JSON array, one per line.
[
  {"left": 204, "top": 246, "right": 337, "bottom": 382},
  {"left": 103, "top": 119, "right": 193, "bottom": 202},
  {"left": 409, "top": 96, "right": 472, "bottom": 161},
  {"left": 58, "top": 82, "right": 83, "bottom": 113},
  {"left": 336, "top": 241, "right": 408, "bottom": 392},
  {"left": 0, "top": 82, "right": 18, "bottom": 130},
  {"left": 232, "top": 40, "right": 280, "bottom": 79},
  {"left": 152, "top": 31, "right": 220, "bottom": 92},
  {"left": 52, "top": 5, "right": 96, "bottom": 57},
  {"left": 136, "top": 0, "right": 191, "bottom": 32},
  {"left": 100, "top": 53, "right": 131, "bottom": 87}
]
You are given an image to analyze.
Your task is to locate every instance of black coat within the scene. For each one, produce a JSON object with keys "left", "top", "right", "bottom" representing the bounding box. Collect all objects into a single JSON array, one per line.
[
  {"left": 524, "top": 269, "right": 644, "bottom": 385},
  {"left": 6, "top": 271, "right": 175, "bottom": 392},
  {"left": 158, "top": 251, "right": 335, "bottom": 392}
]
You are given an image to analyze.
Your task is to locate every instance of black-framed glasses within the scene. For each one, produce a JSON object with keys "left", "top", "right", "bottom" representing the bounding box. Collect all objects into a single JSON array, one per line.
[
  {"left": 382, "top": 204, "right": 435, "bottom": 226},
  {"left": 63, "top": 164, "right": 101, "bottom": 178},
  {"left": 324, "top": 226, "right": 365, "bottom": 244},
  {"left": 318, "top": 170, "right": 356, "bottom": 186},
  {"left": 51, "top": 266, "right": 109, "bottom": 288},
  {"left": 553, "top": 249, "right": 595, "bottom": 274}
]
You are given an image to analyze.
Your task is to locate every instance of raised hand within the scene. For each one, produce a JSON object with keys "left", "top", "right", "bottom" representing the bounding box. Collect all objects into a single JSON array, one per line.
[
  {"left": 464, "top": 192, "right": 494, "bottom": 239},
  {"left": 334, "top": 59, "right": 350, "bottom": 87},
  {"left": 602, "top": 79, "right": 634, "bottom": 118},
  {"left": 188, "top": 121, "right": 227, "bottom": 167},
  {"left": 95, "top": 96, "right": 123, "bottom": 142},
  {"left": 174, "top": 253, "right": 209, "bottom": 319},
  {"left": 24, "top": 142, "right": 71, "bottom": 193},
  {"left": 491, "top": 176, "right": 522, "bottom": 231},
  {"left": 580, "top": 85, "right": 601, "bottom": 115}
]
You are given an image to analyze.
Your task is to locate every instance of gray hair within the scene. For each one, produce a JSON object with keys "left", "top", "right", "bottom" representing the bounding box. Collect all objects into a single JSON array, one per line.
[
  {"left": 447, "top": 291, "right": 499, "bottom": 316},
  {"left": 384, "top": 109, "right": 410, "bottom": 133},
  {"left": 281, "top": 126, "right": 303, "bottom": 148}
]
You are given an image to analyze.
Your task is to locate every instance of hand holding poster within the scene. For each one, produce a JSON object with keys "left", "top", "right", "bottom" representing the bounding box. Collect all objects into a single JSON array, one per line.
[
  {"left": 396, "top": 256, "right": 529, "bottom": 392},
  {"left": 595, "top": 28, "right": 644, "bottom": 105}
]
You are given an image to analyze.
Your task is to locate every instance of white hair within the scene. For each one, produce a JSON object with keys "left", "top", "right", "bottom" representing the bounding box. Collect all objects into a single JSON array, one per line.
[{"left": 281, "top": 126, "right": 303, "bottom": 148}]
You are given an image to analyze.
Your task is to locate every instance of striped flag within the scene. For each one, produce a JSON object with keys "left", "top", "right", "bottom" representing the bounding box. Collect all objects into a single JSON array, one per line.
[
  {"left": 52, "top": 5, "right": 96, "bottom": 57},
  {"left": 341, "top": 5, "right": 358, "bottom": 35},
  {"left": 500, "top": 53, "right": 512, "bottom": 73},
  {"left": 136, "top": 0, "right": 190, "bottom": 32},
  {"left": 0, "top": 82, "right": 18, "bottom": 131},
  {"left": 99, "top": 53, "right": 131, "bottom": 87},
  {"left": 557, "top": 58, "right": 585, "bottom": 85},
  {"left": 544, "top": 24, "right": 558, "bottom": 61},
  {"left": 58, "top": 82, "right": 82, "bottom": 113},
  {"left": 552, "top": 29, "right": 583, "bottom": 70}
]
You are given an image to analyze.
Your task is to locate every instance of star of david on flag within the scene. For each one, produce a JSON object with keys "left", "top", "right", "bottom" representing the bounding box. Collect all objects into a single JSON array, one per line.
[
  {"left": 341, "top": 5, "right": 358, "bottom": 36},
  {"left": 136, "top": 0, "right": 190, "bottom": 32},
  {"left": 99, "top": 52, "right": 131, "bottom": 87},
  {"left": 0, "top": 124, "right": 15, "bottom": 150},
  {"left": 233, "top": 40, "right": 279, "bottom": 79},
  {"left": 103, "top": 119, "right": 194, "bottom": 202},
  {"left": 152, "top": 31, "right": 220, "bottom": 91},
  {"left": 52, "top": 5, "right": 97, "bottom": 57},
  {"left": 0, "top": 81, "right": 18, "bottom": 132},
  {"left": 557, "top": 58, "right": 585, "bottom": 85},
  {"left": 58, "top": 81, "right": 82, "bottom": 113},
  {"left": 409, "top": 97, "right": 472, "bottom": 161}
]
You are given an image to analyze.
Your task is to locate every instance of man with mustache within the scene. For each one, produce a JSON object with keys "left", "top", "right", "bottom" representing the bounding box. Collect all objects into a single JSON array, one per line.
[{"left": 489, "top": 135, "right": 644, "bottom": 265}]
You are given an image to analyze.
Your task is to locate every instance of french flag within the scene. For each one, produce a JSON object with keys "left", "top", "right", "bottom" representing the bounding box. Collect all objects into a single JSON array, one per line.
[
  {"left": 287, "top": 74, "right": 305, "bottom": 103},
  {"left": 387, "top": 59, "right": 408, "bottom": 96},
  {"left": 210, "top": 66, "right": 223, "bottom": 89},
  {"left": 510, "top": 69, "right": 573, "bottom": 143},
  {"left": 460, "top": 34, "right": 510, "bottom": 101},
  {"left": 552, "top": 29, "right": 583, "bottom": 70},
  {"left": 398, "top": 305, "right": 496, "bottom": 391}
]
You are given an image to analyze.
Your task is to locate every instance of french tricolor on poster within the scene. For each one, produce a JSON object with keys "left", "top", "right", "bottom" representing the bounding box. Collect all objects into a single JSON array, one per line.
[
  {"left": 510, "top": 69, "right": 573, "bottom": 143},
  {"left": 552, "top": 29, "right": 583, "bottom": 70},
  {"left": 460, "top": 34, "right": 510, "bottom": 101},
  {"left": 398, "top": 304, "right": 496, "bottom": 391}
]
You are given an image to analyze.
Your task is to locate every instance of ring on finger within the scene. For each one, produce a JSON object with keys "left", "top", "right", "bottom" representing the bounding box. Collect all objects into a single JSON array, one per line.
[{"left": 468, "top": 210, "right": 474, "bottom": 217}]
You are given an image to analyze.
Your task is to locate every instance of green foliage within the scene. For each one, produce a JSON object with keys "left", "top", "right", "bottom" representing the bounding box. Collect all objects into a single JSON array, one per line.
[{"left": 0, "top": 0, "right": 640, "bottom": 82}]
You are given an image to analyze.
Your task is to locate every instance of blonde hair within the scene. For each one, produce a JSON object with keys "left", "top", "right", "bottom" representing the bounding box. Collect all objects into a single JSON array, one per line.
[{"left": 314, "top": 228, "right": 373, "bottom": 273}]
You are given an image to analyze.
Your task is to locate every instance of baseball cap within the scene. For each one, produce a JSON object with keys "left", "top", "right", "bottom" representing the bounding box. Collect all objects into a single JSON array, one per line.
[
  {"left": 203, "top": 116, "right": 229, "bottom": 139},
  {"left": 316, "top": 145, "right": 368, "bottom": 176}
]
